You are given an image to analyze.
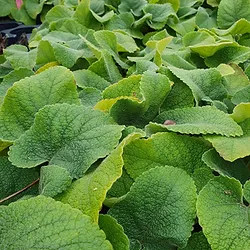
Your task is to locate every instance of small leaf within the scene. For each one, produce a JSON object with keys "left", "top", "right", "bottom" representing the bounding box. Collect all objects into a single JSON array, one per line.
[
  {"left": 153, "top": 106, "right": 243, "bottom": 136},
  {"left": 9, "top": 103, "right": 123, "bottom": 178},
  {"left": 202, "top": 149, "right": 250, "bottom": 184},
  {"left": 230, "top": 102, "right": 250, "bottom": 123},
  {"left": 118, "top": 0, "right": 147, "bottom": 16},
  {"left": 99, "top": 214, "right": 130, "bottom": 250},
  {"left": 197, "top": 176, "right": 250, "bottom": 250},
  {"left": 39, "top": 165, "right": 72, "bottom": 197},
  {"left": 109, "top": 166, "right": 197, "bottom": 250},
  {"left": 0, "top": 196, "right": 113, "bottom": 249},
  {"left": 182, "top": 232, "right": 211, "bottom": 250}
]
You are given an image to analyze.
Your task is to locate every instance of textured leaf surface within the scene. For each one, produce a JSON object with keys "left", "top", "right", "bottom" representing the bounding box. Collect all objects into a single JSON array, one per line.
[
  {"left": 230, "top": 103, "right": 250, "bottom": 123},
  {"left": 9, "top": 103, "right": 123, "bottom": 178},
  {"left": 99, "top": 214, "right": 130, "bottom": 250},
  {"left": 57, "top": 132, "right": 142, "bottom": 222},
  {"left": 3, "top": 45, "right": 37, "bottom": 70},
  {"left": 205, "top": 118, "right": 250, "bottom": 161},
  {"left": 168, "top": 66, "right": 227, "bottom": 104},
  {"left": 0, "top": 66, "right": 80, "bottom": 141},
  {"left": 39, "top": 165, "right": 72, "bottom": 197},
  {"left": 197, "top": 176, "right": 250, "bottom": 250},
  {"left": 0, "top": 156, "right": 39, "bottom": 203},
  {"left": 232, "top": 86, "right": 250, "bottom": 104},
  {"left": 109, "top": 166, "right": 197, "bottom": 250},
  {"left": 182, "top": 232, "right": 211, "bottom": 250},
  {"left": 123, "top": 132, "right": 210, "bottom": 179},
  {"left": 0, "top": 196, "right": 112, "bottom": 250},
  {"left": 202, "top": 149, "right": 250, "bottom": 184},
  {"left": 217, "top": 0, "right": 250, "bottom": 28},
  {"left": 154, "top": 106, "right": 243, "bottom": 136}
]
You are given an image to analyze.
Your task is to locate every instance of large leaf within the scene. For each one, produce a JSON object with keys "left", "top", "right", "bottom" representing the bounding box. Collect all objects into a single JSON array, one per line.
[
  {"left": 153, "top": 106, "right": 243, "bottom": 136},
  {"left": 109, "top": 166, "right": 197, "bottom": 250},
  {"left": 123, "top": 132, "right": 210, "bottom": 179},
  {"left": 118, "top": 0, "right": 147, "bottom": 16},
  {"left": 57, "top": 132, "right": 143, "bottom": 222},
  {"left": 0, "top": 196, "right": 112, "bottom": 250},
  {"left": 217, "top": 0, "right": 250, "bottom": 28},
  {"left": 197, "top": 176, "right": 250, "bottom": 250},
  {"left": 0, "top": 66, "right": 80, "bottom": 142},
  {"left": 9, "top": 103, "right": 123, "bottom": 178}
]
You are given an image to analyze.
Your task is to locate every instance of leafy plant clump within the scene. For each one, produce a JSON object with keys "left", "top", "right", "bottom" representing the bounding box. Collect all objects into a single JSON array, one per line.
[{"left": 1, "top": 0, "right": 250, "bottom": 249}]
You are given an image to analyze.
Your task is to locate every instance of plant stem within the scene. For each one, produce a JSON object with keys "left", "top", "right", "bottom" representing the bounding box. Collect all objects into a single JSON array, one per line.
[{"left": 0, "top": 178, "right": 39, "bottom": 204}]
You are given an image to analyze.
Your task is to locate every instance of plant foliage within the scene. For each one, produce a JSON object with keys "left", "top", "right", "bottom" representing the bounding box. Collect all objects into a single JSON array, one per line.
[{"left": 1, "top": 0, "right": 250, "bottom": 249}]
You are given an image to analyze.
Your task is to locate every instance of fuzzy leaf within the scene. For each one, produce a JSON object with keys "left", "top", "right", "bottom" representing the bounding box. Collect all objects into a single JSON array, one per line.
[
  {"left": 99, "top": 214, "right": 130, "bottom": 250},
  {"left": 197, "top": 176, "right": 250, "bottom": 250},
  {"left": 123, "top": 132, "right": 210, "bottom": 179},
  {"left": 153, "top": 106, "right": 243, "bottom": 136},
  {"left": 205, "top": 118, "right": 250, "bottom": 161},
  {"left": 9, "top": 103, "right": 123, "bottom": 178},
  {"left": 0, "top": 66, "right": 80, "bottom": 142},
  {"left": 109, "top": 166, "right": 197, "bottom": 250},
  {"left": 0, "top": 196, "right": 112, "bottom": 250},
  {"left": 57, "top": 132, "right": 142, "bottom": 222}
]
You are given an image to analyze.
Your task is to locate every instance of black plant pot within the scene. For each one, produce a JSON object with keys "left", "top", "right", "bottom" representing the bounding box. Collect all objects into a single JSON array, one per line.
[{"left": 0, "top": 21, "right": 39, "bottom": 47}]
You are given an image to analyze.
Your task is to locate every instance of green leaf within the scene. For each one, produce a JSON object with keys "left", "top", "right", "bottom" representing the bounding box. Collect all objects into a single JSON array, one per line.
[
  {"left": 39, "top": 165, "right": 72, "bottom": 197},
  {"left": 105, "top": 13, "right": 143, "bottom": 39},
  {"left": 195, "top": 7, "right": 217, "bottom": 29},
  {"left": 115, "top": 32, "right": 139, "bottom": 53},
  {"left": 3, "top": 45, "right": 37, "bottom": 70},
  {"left": 168, "top": 66, "right": 227, "bottom": 104},
  {"left": 213, "top": 18, "right": 250, "bottom": 37},
  {"left": 205, "top": 46, "right": 250, "bottom": 67},
  {"left": 109, "top": 166, "right": 197, "bottom": 250},
  {"left": 230, "top": 102, "right": 250, "bottom": 123},
  {"left": 99, "top": 214, "right": 130, "bottom": 250},
  {"left": 94, "top": 30, "right": 128, "bottom": 69},
  {"left": 45, "top": 5, "right": 74, "bottom": 24},
  {"left": 202, "top": 149, "right": 250, "bottom": 184},
  {"left": 0, "top": 68, "right": 34, "bottom": 105},
  {"left": 197, "top": 176, "right": 250, "bottom": 250},
  {"left": 232, "top": 86, "right": 250, "bottom": 104},
  {"left": 10, "top": 4, "right": 35, "bottom": 25},
  {"left": 24, "top": 0, "right": 46, "bottom": 19},
  {"left": 182, "top": 232, "right": 211, "bottom": 250},
  {"left": 153, "top": 106, "right": 243, "bottom": 136},
  {"left": 74, "top": 0, "right": 100, "bottom": 29},
  {"left": 36, "top": 40, "right": 56, "bottom": 65},
  {"left": 74, "top": 70, "right": 110, "bottom": 91},
  {"left": 205, "top": 118, "right": 250, "bottom": 161},
  {"left": 244, "top": 180, "right": 250, "bottom": 202},
  {"left": 88, "top": 51, "right": 122, "bottom": 83},
  {"left": 182, "top": 30, "right": 235, "bottom": 57},
  {"left": 0, "top": 156, "right": 39, "bottom": 204},
  {"left": 0, "top": 0, "right": 14, "bottom": 16},
  {"left": 0, "top": 66, "right": 80, "bottom": 142},
  {"left": 207, "top": 0, "right": 220, "bottom": 7},
  {"left": 57, "top": 132, "right": 142, "bottom": 222},
  {"left": 9, "top": 103, "right": 123, "bottom": 178},
  {"left": 123, "top": 132, "right": 210, "bottom": 179},
  {"left": 217, "top": 0, "right": 250, "bottom": 29},
  {"left": 118, "top": 0, "right": 147, "bottom": 16},
  {"left": 0, "top": 196, "right": 113, "bottom": 250},
  {"left": 143, "top": 3, "right": 177, "bottom": 30},
  {"left": 78, "top": 87, "right": 102, "bottom": 107},
  {"left": 222, "top": 63, "right": 250, "bottom": 97},
  {"left": 192, "top": 167, "right": 214, "bottom": 193}
]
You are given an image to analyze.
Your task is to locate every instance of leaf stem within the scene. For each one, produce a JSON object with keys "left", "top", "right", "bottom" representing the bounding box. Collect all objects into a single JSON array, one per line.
[{"left": 0, "top": 178, "right": 39, "bottom": 204}]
